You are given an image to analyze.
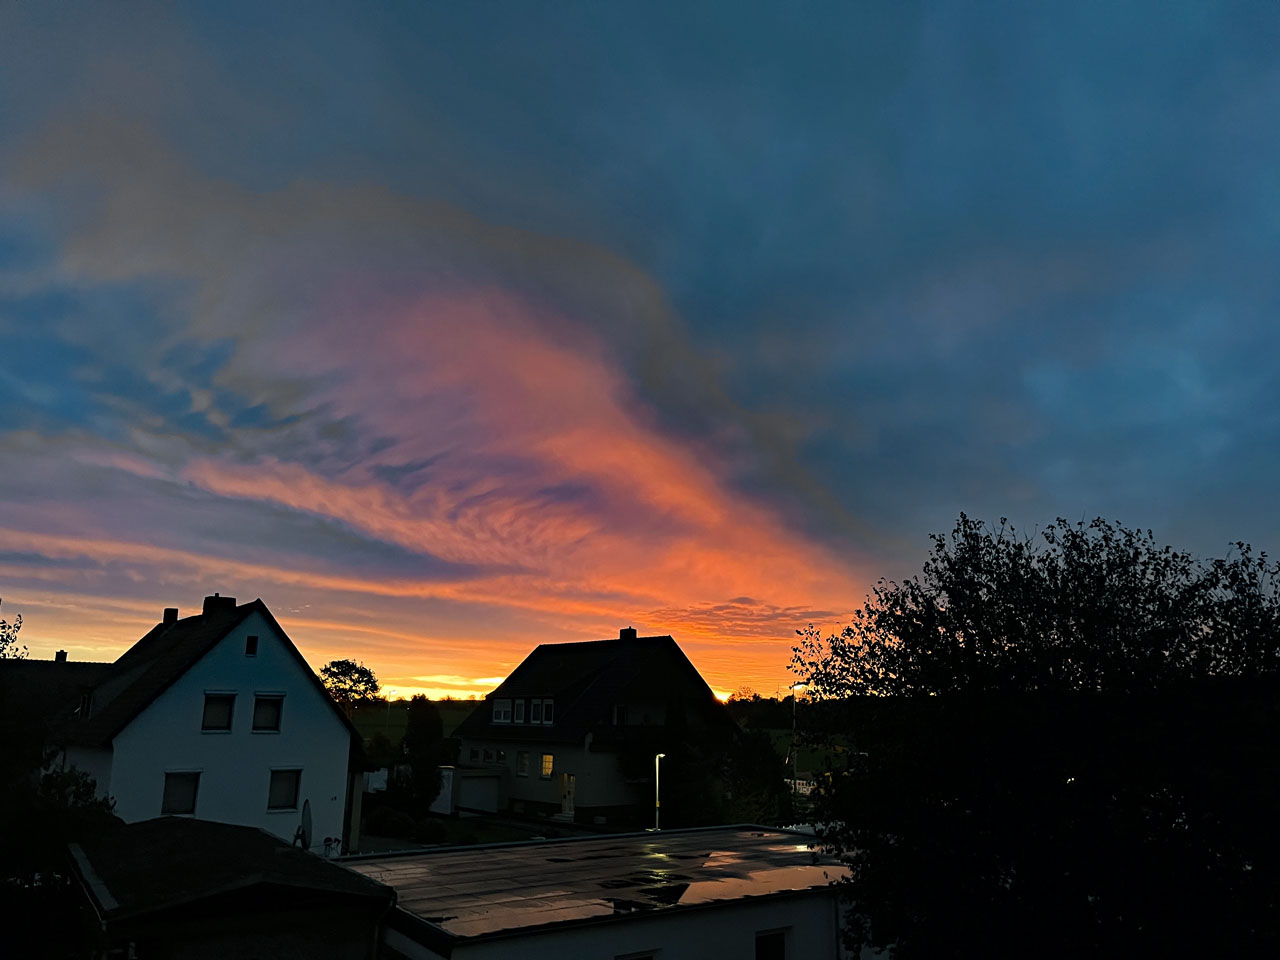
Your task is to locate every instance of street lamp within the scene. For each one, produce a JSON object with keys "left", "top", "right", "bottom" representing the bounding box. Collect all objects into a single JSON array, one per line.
[
  {"left": 654, "top": 753, "right": 666, "bottom": 831},
  {"left": 790, "top": 683, "right": 807, "bottom": 797}
]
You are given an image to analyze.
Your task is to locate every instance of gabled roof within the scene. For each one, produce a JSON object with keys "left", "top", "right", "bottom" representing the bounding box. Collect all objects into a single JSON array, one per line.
[
  {"left": 453, "top": 633, "right": 733, "bottom": 744},
  {"left": 0, "top": 658, "right": 112, "bottom": 726},
  {"left": 56, "top": 598, "right": 359, "bottom": 748},
  {"left": 70, "top": 817, "right": 393, "bottom": 924}
]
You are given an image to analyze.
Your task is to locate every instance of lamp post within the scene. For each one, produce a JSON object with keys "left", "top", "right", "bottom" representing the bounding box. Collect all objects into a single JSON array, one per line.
[
  {"left": 654, "top": 753, "right": 666, "bottom": 831},
  {"left": 790, "top": 683, "right": 807, "bottom": 797}
]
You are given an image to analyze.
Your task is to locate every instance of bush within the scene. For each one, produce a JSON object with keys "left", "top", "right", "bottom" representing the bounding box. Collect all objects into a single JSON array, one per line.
[
  {"left": 414, "top": 817, "right": 447, "bottom": 844},
  {"left": 366, "top": 806, "right": 415, "bottom": 838}
]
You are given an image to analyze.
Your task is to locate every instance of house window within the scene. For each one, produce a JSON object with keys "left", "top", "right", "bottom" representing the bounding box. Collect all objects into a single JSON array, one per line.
[
  {"left": 245, "top": 634, "right": 259, "bottom": 656},
  {"left": 517, "top": 751, "right": 529, "bottom": 776},
  {"left": 201, "top": 694, "right": 235, "bottom": 731},
  {"left": 530, "top": 700, "right": 542, "bottom": 723},
  {"left": 268, "top": 769, "right": 302, "bottom": 810},
  {"left": 78, "top": 692, "right": 93, "bottom": 719},
  {"left": 755, "top": 929, "right": 787, "bottom": 960},
  {"left": 514, "top": 699, "right": 525, "bottom": 723},
  {"left": 492, "top": 698, "right": 512, "bottom": 723},
  {"left": 542, "top": 699, "right": 554, "bottom": 724},
  {"left": 469, "top": 748, "right": 480, "bottom": 761},
  {"left": 253, "top": 695, "right": 284, "bottom": 732},
  {"left": 161, "top": 771, "right": 200, "bottom": 815},
  {"left": 484, "top": 748, "right": 494, "bottom": 763},
  {"left": 540, "top": 753, "right": 554, "bottom": 779}
]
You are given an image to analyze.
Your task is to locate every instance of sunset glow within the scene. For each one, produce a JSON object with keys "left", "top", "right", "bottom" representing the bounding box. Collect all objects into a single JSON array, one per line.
[{"left": 4, "top": 3, "right": 1279, "bottom": 702}]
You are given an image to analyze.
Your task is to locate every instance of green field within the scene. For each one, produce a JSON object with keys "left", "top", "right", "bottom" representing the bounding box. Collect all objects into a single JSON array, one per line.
[{"left": 350, "top": 699, "right": 478, "bottom": 743}]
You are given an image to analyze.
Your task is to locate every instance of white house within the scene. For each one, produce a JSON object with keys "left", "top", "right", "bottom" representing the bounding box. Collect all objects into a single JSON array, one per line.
[
  {"left": 345, "top": 825, "right": 853, "bottom": 960},
  {"left": 43, "top": 594, "right": 363, "bottom": 853}
]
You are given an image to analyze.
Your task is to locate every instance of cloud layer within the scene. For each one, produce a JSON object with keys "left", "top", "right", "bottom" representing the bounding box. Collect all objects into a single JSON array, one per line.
[{"left": 4, "top": 2, "right": 1280, "bottom": 697}]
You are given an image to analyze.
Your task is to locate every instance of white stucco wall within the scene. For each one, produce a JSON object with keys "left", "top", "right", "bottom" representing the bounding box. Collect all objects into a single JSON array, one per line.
[
  {"left": 107, "top": 610, "right": 351, "bottom": 849},
  {"left": 462, "top": 740, "right": 640, "bottom": 811},
  {"left": 386, "top": 889, "right": 848, "bottom": 960},
  {"left": 63, "top": 745, "right": 113, "bottom": 796}
]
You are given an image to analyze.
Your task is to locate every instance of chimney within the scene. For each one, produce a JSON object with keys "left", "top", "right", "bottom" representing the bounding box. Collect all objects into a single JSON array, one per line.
[
  {"left": 619, "top": 626, "right": 638, "bottom": 641},
  {"left": 202, "top": 593, "right": 237, "bottom": 616},
  {"left": 55, "top": 650, "right": 68, "bottom": 663},
  {"left": 163, "top": 607, "right": 178, "bottom": 625}
]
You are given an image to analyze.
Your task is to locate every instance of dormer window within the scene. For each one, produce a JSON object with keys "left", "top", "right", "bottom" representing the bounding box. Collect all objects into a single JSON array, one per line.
[
  {"left": 514, "top": 699, "right": 525, "bottom": 723},
  {"left": 542, "top": 699, "right": 554, "bottom": 724},
  {"left": 530, "top": 700, "right": 542, "bottom": 723},
  {"left": 492, "top": 698, "right": 512, "bottom": 723},
  {"left": 245, "top": 635, "right": 258, "bottom": 656}
]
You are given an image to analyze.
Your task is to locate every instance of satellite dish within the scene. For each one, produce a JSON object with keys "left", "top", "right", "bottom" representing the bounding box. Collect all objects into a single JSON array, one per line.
[{"left": 293, "top": 798, "right": 312, "bottom": 850}]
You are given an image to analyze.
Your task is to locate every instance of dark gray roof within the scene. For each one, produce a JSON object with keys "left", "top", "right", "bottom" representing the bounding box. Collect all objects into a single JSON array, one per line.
[
  {"left": 345, "top": 826, "right": 846, "bottom": 944},
  {"left": 453, "top": 634, "right": 735, "bottom": 744},
  {"left": 70, "top": 817, "right": 393, "bottom": 923},
  {"left": 0, "top": 658, "right": 112, "bottom": 726}
]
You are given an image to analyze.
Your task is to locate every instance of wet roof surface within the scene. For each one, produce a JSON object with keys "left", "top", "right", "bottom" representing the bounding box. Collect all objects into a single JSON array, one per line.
[{"left": 345, "top": 827, "right": 847, "bottom": 939}]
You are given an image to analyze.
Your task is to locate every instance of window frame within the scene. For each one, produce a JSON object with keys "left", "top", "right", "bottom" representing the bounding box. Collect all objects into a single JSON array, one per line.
[
  {"left": 267, "top": 768, "right": 302, "bottom": 811},
  {"left": 244, "top": 634, "right": 259, "bottom": 656},
  {"left": 492, "top": 698, "right": 512, "bottom": 724},
  {"left": 514, "top": 699, "right": 525, "bottom": 723},
  {"left": 201, "top": 693, "right": 236, "bottom": 732},
  {"left": 542, "top": 699, "right": 555, "bottom": 724},
  {"left": 252, "top": 694, "right": 285, "bottom": 732},
  {"left": 530, "top": 699, "right": 543, "bottom": 723},
  {"left": 516, "top": 751, "right": 529, "bottom": 777},
  {"left": 754, "top": 928, "right": 789, "bottom": 960},
  {"left": 161, "top": 770, "right": 201, "bottom": 816},
  {"left": 540, "top": 753, "right": 554, "bottom": 779}
]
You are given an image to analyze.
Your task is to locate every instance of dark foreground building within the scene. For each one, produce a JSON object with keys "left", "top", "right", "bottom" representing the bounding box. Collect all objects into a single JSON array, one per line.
[
  {"left": 69, "top": 817, "right": 394, "bottom": 959},
  {"left": 347, "top": 826, "right": 849, "bottom": 959}
]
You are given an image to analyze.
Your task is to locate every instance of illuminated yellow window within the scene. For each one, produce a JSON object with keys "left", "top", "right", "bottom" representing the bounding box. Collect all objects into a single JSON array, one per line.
[{"left": 540, "top": 753, "right": 554, "bottom": 778}]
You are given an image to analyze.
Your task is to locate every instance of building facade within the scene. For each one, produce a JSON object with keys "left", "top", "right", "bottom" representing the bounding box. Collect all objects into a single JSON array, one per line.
[{"left": 21, "top": 594, "right": 363, "bottom": 852}]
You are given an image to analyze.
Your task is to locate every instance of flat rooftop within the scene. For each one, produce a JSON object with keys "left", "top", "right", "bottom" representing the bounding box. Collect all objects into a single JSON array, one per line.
[{"left": 345, "top": 826, "right": 847, "bottom": 940}]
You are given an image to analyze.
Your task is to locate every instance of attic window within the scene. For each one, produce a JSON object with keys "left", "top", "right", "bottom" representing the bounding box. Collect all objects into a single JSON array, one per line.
[
  {"left": 245, "top": 635, "right": 259, "bottom": 656},
  {"left": 79, "top": 692, "right": 93, "bottom": 719},
  {"left": 202, "top": 694, "right": 235, "bottom": 731},
  {"left": 542, "top": 699, "right": 554, "bottom": 724},
  {"left": 492, "top": 698, "right": 512, "bottom": 723},
  {"left": 530, "top": 700, "right": 542, "bottom": 723},
  {"left": 514, "top": 699, "right": 525, "bottom": 723}
]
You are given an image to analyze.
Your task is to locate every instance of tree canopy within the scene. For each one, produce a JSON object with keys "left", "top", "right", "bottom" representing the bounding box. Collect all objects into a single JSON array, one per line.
[
  {"left": 0, "top": 597, "right": 25, "bottom": 660},
  {"left": 792, "top": 515, "right": 1280, "bottom": 958},
  {"left": 319, "top": 658, "right": 380, "bottom": 706}
]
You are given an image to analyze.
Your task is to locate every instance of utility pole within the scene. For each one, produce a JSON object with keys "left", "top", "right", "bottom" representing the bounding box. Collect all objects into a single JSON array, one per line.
[{"left": 790, "top": 683, "right": 807, "bottom": 798}]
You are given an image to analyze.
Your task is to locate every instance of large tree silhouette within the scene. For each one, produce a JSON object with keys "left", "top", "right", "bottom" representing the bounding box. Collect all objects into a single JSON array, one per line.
[{"left": 793, "top": 515, "right": 1280, "bottom": 959}]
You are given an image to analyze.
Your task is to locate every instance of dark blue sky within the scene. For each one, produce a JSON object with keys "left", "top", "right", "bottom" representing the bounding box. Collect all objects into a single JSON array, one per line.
[{"left": 2, "top": 1, "right": 1278, "bottom": 695}]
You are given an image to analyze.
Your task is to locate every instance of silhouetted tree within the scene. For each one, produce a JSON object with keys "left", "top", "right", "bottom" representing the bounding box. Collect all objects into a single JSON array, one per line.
[
  {"left": 319, "top": 659, "right": 380, "bottom": 709},
  {"left": 401, "top": 695, "right": 444, "bottom": 812},
  {"left": 0, "top": 597, "right": 25, "bottom": 659},
  {"left": 793, "top": 515, "right": 1280, "bottom": 959}
]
